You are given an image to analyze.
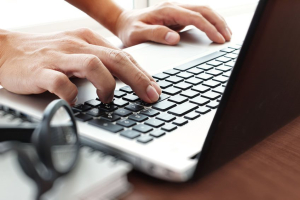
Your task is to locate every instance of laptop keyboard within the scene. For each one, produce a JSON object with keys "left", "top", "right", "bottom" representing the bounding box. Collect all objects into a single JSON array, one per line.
[{"left": 73, "top": 45, "right": 241, "bottom": 144}]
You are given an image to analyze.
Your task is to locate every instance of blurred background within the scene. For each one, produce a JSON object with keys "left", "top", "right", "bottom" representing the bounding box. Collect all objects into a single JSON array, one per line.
[{"left": 0, "top": 0, "right": 258, "bottom": 37}]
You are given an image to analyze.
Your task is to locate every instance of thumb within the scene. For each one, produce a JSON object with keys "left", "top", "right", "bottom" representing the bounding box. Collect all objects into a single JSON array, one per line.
[{"left": 143, "top": 24, "right": 180, "bottom": 45}]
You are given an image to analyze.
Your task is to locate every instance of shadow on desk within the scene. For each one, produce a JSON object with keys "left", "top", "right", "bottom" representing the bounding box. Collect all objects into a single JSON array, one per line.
[{"left": 124, "top": 116, "right": 300, "bottom": 200}]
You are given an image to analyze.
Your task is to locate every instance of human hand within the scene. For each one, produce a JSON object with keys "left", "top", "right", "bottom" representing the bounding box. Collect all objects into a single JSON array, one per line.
[
  {"left": 115, "top": 2, "right": 232, "bottom": 47},
  {"left": 0, "top": 29, "right": 161, "bottom": 104}
]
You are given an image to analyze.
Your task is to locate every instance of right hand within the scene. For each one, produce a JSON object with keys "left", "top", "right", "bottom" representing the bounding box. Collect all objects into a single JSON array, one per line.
[{"left": 0, "top": 28, "right": 161, "bottom": 104}]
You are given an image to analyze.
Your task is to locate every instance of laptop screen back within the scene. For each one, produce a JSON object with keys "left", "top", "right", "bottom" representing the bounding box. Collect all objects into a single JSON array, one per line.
[{"left": 194, "top": 0, "right": 300, "bottom": 178}]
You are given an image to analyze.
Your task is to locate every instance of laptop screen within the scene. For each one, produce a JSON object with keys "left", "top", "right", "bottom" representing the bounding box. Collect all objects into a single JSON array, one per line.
[{"left": 194, "top": 0, "right": 300, "bottom": 178}]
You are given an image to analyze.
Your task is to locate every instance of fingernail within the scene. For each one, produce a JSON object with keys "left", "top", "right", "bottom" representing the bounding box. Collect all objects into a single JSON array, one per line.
[
  {"left": 151, "top": 81, "right": 162, "bottom": 94},
  {"left": 165, "top": 32, "right": 179, "bottom": 44},
  {"left": 146, "top": 84, "right": 159, "bottom": 102},
  {"left": 72, "top": 97, "right": 78, "bottom": 104},
  {"left": 216, "top": 32, "right": 225, "bottom": 43},
  {"left": 225, "top": 28, "right": 232, "bottom": 41}
]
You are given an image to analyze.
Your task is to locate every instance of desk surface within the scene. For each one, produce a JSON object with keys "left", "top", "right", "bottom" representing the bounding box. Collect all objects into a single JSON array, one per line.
[{"left": 124, "top": 116, "right": 300, "bottom": 200}]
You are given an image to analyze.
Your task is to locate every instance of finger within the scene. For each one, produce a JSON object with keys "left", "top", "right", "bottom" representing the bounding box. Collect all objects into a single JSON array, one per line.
[
  {"left": 123, "top": 51, "right": 162, "bottom": 95},
  {"left": 84, "top": 46, "right": 160, "bottom": 103},
  {"left": 158, "top": 5, "right": 225, "bottom": 43},
  {"left": 129, "top": 22, "right": 180, "bottom": 45},
  {"left": 178, "top": 4, "right": 232, "bottom": 41},
  {"left": 55, "top": 54, "right": 116, "bottom": 103},
  {"left": 37, "top": 69, "right": 78, "bottom": 104}
]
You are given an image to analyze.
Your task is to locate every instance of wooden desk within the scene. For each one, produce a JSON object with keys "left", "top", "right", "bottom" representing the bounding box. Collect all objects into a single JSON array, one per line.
[{"left": 124, "top": 116, "right": 300, "bottom": 200}]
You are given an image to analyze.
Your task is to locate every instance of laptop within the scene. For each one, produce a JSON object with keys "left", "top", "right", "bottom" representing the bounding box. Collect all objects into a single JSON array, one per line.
[{"left": 1, "top": 0, "right": 299, "bottom": 182}]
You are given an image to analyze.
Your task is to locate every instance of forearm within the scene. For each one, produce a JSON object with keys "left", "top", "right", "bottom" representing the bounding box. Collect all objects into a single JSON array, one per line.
[{"left": 65, "top": 0, "right": 123, "bottom": 35}]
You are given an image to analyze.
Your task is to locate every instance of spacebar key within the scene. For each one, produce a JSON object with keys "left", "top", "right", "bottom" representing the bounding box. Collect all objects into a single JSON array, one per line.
[
  {"left": 88, "top": 119, "right": 124, "bottom": 133},
  {"left": 168, "top": 102, "right": 198, "bottom": 117}
]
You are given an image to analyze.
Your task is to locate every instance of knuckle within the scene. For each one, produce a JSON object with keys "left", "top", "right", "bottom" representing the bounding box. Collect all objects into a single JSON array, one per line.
[
  {"left": 109, "top": 50, "right": 127, "bottom": 65},
  {"left": 60, "top": 38, "right": 79, "bottom": 46},
  {"left": 50, "top": 74, "right": 68, "bottom": 93},
  {"left": 83, "top": 55, "right": 100, "bottom": 72},
  {"left": 202, "top": 5, "right": 212, "bottom": 11},
  {"left": 76, "top": 28, "right": 94, "bottom": 38},
  {"left": 134, "top": 71, "right": 148, "bottom": 85}
]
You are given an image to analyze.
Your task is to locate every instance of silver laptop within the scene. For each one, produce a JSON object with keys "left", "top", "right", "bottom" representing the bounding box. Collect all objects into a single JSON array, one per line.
[{"left": 1, "top": 0, "right": 300, "bottom": 182}]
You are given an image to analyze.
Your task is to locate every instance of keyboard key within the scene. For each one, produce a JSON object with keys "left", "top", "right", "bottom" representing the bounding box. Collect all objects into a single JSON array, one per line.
[
  {"left": 175, "top": 51, "right": 225, "bottom": 72},
  {"left": 117, "top": 119, "right": 136, "bottom": 127},
  {"left": 99, "top": 104, "right": 118, "bottom": 112},
  {"left": 86, "top": 108, "right": 106, "bottom": 117},
  {"left": 145, "top": 118, "right": 165, "bottom": 128},
  {"left": 174, "top": 82, "right": 193, "bottom": 90},
  {"left": 156, "top": 113, "right": 176, "bottom": 122},
  {"left": 114, "top": 90, "right": 127, "bottom": 98},
  {"left": 158, "top": 80, "right": 173, "bottom": 89},
  {"left": 122, "top": 94, "right": 140, "bottom": 102},
  {"left": 197, "top": 64, "right": 213, "bottom": 71},
  {"left": 72, "top": 108, "right": 80, "bottom": 115},
  {"left": 120, "top": 130, "right": 140, "bottom": 139},
  {"left": 185, "top": 77, "right": 203, "bottom": 85},
  {"left": 152, "top": 101, "right": 176, "bottom": 111},
  {"left": 192, "top": 85, "right": 210, "bottom": 93},
  {"left": 187, "top": 67, "right": 204, "bottom": 75},
  {"left": 150, "top": 130, "right": 166, "bottom": 138},
  {"left": 161, "top": 124, "right": 177, "bottom": 132},
  {"left": 216, "top": 56, "right": 232, "bottom": 63},
  {"left": 232, "top": 49, "right": 240, "bottom": 54},
  {"left": 213, "top": 76, "right": 228, "bottom": 84},
  {"left": 212, "top": 86, "right": 225, "bottom": 94},
  {"left": 73, "top": 104, "right": 92, "bottom": 112},
  {"left": 85, "top": 99, "right": 101, "bottom": 107},
  {"left": 206, "top": 101, "right": 219, "bottom": 109},
  {"left": 165, "top": 76, "right": 184, "bottom": 84},
  {"left": 163, "top": 69, "right": 180, "bottom": 75},
  {"left": 196, "top": 73, "right": 213, "bottom": 81},
  {"left": 205, "top": 69, "right": 223, "bottom": 76},
  {"left": 215, "top": 65, "right": 232, "bottom": 72},
  {"left": 140, "top": 109, "right": 160, "bottom": 117},
  {"left": 120, "top": 86, "right": 133, "bottom": 93},
  {"left": 196, "top": 107, "right": 211, "bottom": 114},
  {"left": 224, "top": 53, "right": 238, "bottom": 59},
  {"left": 225, "top": 61, "right": 235, "bottom": 67},
  {"left": 206, "top": 60, "right": 223, "bottom": 67},
  {"left": 180, "top": 90, "right": 199, "bottom": 98},
  {"left": 202, "top": 80, "right": 221, "bottom": 88},
  {"left": 75, "top": 113, "right": 93, "bottom": 122},
  {"left": 228, "top": 44, "right": 241, "bottom": 50},
  {"left": 114, "top": 108, "right": 132, "bottom": 117},
  {"left": 172, "top": 118, "right": 188, "bottom": 126},
  {"left": 190, "top": 96, "right": 210, "bottom": 106},
  {"left": 113, "top": 99, "right": 129, "bottom": 107},
  {"left": 222, "top": 71, "right": 232, "bottom": 77},
  {"left": 202, "top": 91, "right": 221, "bottom": 100},
  {"left": 89, "top": 119, "right": 123, "bottom": 133},
  {"left": 101, "top": 113, "right": 121, "bottom": 122},
  {"left": 137, "top": 135, "right": 153, "bottom": 144},
  {"left": 128, "top": 114, "right": 148, "bottom": 122},
  {"left": 168, "top": 95, "right": 188, "bottom": 104},
  {"left": 162, "top": 87, "right": 182, "bottom": 95},
  {"left": 157, "top": 94, "right": 170, "bottom": 102},
  {"left": 153, "top": 73, "right": 170, "bottom": 80},
  {"left": 168, "top": 102, "right": 198, "bottom": 116},
  {"left": 133, "top": 124, "right": 153, "bottom": 133},
  {"left": 125, "top": 104, "right": 144, "bottom": 112},
  {"left": 176, "top": 72, "right": 194, "bottom": 79},
  {"left": 220, "top": 48, "right": 235, "bottom": 53},
  {"left": 184, "top": 112, "right": 200, "bottom": 120}
]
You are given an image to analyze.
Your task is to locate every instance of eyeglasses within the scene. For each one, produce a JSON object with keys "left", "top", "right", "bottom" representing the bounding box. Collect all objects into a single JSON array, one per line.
[{"left": 0, "top": 100, "right": 80, "bottom": 200}]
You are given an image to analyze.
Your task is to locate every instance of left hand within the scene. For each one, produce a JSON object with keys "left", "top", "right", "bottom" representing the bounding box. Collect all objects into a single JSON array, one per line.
[{"left": 115, "top": 2, "right": 232, "bottom": 47}]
